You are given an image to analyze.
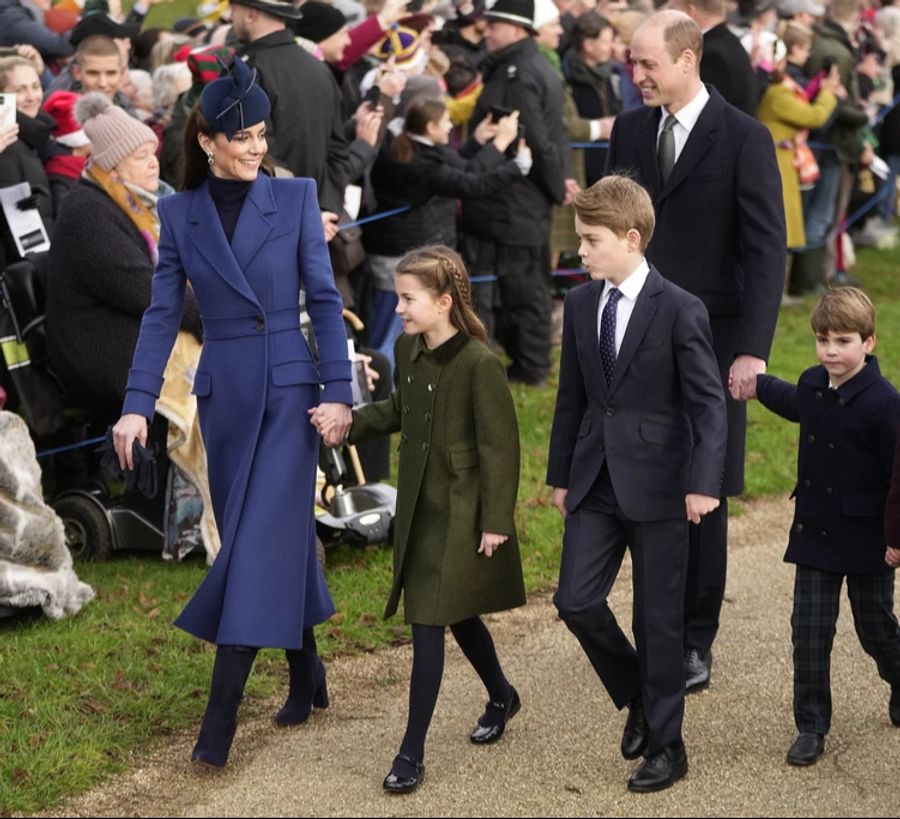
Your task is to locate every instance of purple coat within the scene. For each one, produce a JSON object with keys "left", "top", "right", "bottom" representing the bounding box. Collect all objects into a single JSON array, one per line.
[{"left": 123, "top": 174, "right": 352, "bottom": 648}]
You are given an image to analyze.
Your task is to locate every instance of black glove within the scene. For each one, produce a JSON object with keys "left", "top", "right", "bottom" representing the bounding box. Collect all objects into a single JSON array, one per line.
[
  {"left": 15, "top": 193, "right": 39, "bottom": 211},
  {"left": 100, "top": 426, "right": 159, "bottom": 498}
]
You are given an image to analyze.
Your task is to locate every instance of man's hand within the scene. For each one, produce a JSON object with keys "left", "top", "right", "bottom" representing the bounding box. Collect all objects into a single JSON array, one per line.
[
  {"left": 552, "top": 487, "right": 568, "bottom": 518},
  {"left": 321, "top": 210, "right": 340, "bottom": 242},
  {"left": 354, "top": 352, "right": 380, "bottom": 393},
  {"left": 686, "top": 493, "right": 720, "bottom": 524},
  {"left": 563, "top": 178, "right": 581, "bottom": 205},
  {"left": 886, "top": 546, "right": 900, "bottom": 568},
  {"left": 728, "top": 354, "right": 766, "bottom": 401},
  {"left": 478, "top": 532, "right": 509, "bottom": 557}
]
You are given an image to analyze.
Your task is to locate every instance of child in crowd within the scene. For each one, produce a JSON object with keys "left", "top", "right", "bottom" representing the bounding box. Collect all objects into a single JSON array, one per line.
[
  {"left": 750, "top": 287, "right": 900, "bottom": 766},
  {"left": 313, "top": 245, "right": 526, "bottom": 794}
]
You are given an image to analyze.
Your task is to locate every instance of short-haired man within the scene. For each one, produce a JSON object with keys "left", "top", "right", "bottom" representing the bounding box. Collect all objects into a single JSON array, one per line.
[{"left": 46, "top": 35, "right": 133, "bottom": 112}]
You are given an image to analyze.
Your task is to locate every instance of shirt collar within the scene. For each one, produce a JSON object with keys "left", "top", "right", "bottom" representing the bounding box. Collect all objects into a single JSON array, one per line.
[
  {"left": 660, "top": 84, "right": 710, "bottom": 134},
  {"left": 604, "top": 258, "right": 650, "bottom": 302},
  {"left": 409, "top": 134, "right": 435, "bottom": 147}
]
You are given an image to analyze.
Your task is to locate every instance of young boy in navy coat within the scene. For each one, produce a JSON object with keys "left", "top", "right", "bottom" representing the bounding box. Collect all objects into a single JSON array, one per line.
[
  {"left": 751, "top": 287, "right": 900, "bottom": 767},
  {"left": 547, "top": 176, "right": 727, "bottom": 793}
]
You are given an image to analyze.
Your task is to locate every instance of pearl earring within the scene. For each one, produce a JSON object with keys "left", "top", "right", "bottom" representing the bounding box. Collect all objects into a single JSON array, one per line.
[{"left": 207, "top": 152, "right": 214, "bottom": 166}]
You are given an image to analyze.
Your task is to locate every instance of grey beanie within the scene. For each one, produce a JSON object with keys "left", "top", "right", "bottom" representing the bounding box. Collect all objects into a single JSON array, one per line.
[{"left": 74, "top": 92, "right": 158, "bottom": 172}]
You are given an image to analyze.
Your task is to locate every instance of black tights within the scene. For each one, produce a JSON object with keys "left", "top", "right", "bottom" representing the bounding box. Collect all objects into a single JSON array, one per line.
[{"left": 395, "top": 616, "right": 510, "bottom": 773}]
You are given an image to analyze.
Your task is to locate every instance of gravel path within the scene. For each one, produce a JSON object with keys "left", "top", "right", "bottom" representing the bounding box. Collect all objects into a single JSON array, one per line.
[{"left": 39, "top": 497, "right": 900, "bottom": 817}]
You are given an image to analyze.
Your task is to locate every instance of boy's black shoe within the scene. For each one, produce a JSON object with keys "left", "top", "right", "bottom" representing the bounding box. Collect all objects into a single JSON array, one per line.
[
  {"left": 621, "top": 699, "right": 649, "bottom": 760},
  {"left": 786, "top": 732, "right": 825, "bottom": 766},
  {"left": 627, "top": 741, "right": 688, "bottom": 793},
  {"left": 890, "top": 687, "right": 900, "bottom": 727},
  {"left": 684, "top": 648, "right": 711, "bottom": 693}
]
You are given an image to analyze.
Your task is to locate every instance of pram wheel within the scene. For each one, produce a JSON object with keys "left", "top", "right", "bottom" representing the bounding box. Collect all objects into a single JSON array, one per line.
[{"left": 52, "top": 493, "right": 113, "bottom": 561}]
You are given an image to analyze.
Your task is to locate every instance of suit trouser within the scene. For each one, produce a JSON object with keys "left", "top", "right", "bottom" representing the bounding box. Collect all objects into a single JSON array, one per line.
[
  {"left": 554, "top": 467, "right": 689, "bottom": 754},
  {"left": 792, "top": 565, "right": 900, "bottom": 735}
]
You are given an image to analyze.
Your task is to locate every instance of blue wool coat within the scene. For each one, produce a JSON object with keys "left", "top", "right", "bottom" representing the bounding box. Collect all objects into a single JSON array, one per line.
[
  {"left": 757, "top": 357, "right": 900, "bottom": 575},
  {"left": 123, "top": 174, "right": 352, "bottom": 649}
]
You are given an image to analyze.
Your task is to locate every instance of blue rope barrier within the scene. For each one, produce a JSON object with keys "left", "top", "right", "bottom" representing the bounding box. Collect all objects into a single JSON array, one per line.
[
  {"left": 339, "top": 205, "right": 412, "bottom": 231},
  {"left": 36, "top": 435, "right": 106, "bottom": 460},
  {"left": 570, "top": 141, "right": 610, "bottom": 149}
]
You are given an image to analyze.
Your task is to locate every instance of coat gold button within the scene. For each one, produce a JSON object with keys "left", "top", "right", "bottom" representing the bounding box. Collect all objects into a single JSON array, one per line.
[
  {"left": 807, "top": 434, "right": 815, "bottom": 443},
  {"left": 427, "top": 384, "right": 433, "bottom": 391}
]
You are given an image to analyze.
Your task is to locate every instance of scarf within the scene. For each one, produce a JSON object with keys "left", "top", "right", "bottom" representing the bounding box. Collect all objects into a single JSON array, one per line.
[
  {"left": 44, "top": 153, "right": 86, "bottom": 180},
  {"left": 567, "top": 54, "right": 622, "bottom": 117},
  {"left": 537, "top": 43, "right": 562, "bottom": 78},
  {"left": 84, "top": 163, "right": 159, "bottom": 266}
]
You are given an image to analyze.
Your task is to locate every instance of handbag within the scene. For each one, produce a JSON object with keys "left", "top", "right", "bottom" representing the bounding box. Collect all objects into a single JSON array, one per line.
[
  {"left": 328, "top": 211, "right": 365, "bottom": 306},
  {"left": 793, "top": 141, "right": 820, "bottom": 189}
]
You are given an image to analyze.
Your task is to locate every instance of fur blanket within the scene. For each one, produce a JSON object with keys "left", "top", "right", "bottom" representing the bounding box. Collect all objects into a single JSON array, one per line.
[{"left": 0, "top": 412, "right": 94, "bottom": 618}]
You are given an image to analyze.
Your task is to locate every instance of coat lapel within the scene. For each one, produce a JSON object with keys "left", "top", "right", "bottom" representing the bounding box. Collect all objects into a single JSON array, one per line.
[
  {"left": 586, "top": 280, "right": 610, "bottom": 398},
  {"left": 231, "top": 173, "right": 275, "bottom": 273},
  {"left": 607, "top": 268, "right": 662, "bottom": 395},
  {"left": 188, "top": 181, "right": 261, "bottom": 308},
  {"left": 656, "top": 86, "right": 721, "bottom": 206},
  {"left": 637, "top": 107, "right": 663, "bottom": 198}
]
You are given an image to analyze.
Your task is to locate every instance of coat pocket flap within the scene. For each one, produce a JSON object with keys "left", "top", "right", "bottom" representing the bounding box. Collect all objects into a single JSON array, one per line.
[
  {"left": 639, "top": 419, "right": 690, "bottom": 450},
  {"left": 272, "top": 361, "right": 320, "bottom": 386},
  {"left": 577, "top": 417, "right": 592, "bottom": 438},
  {"left": 191, "top": 371, "right": 211, "bottom": 396},
  {"left": 842, "top": 493, "right": 885, "bottom": 517},
  {"left": 449, "top": 447, "right": 479, "bottom": 470}
]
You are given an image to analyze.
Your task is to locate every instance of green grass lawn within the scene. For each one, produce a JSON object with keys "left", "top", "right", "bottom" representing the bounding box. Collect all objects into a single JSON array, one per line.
[{"left": 2, "top": 245, "right": 899, "bottom": 815}]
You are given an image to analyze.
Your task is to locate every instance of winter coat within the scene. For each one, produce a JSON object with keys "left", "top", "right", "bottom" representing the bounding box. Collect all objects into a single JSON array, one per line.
[
  {"left": 122, "top": 174, "right": 352, "bottom": 648},
  {"left": 0, "top": 0, "right": 73, "bottom": 60},
  {"left": 46, "top": 179, "right": 202, "bottom": 415},
  {"left": 350, "top": 331, "right": 526, "bottom": 625},
  {"left": 460, "top": 37, "right": 567, "bottom": 247},
  {"left": 240, "top": 29, "right": 351, "bottom": 214},
  {"left": 886, "top": 422, "right": 900, "bottom": 549},
  {"left": 701, "top": 22, "right": 759, "bottom": 116},
  {"left": 757, "top": 80, "right": 836, "bottom": 248},
  {"left": 805, "top": 20, "right": 869, "bottom": 163},
  {"left": 0, "top": 110, "right": 55, "bottom": 261},
  {"left": 364, "top": 140, "right": 521, "bottom": 257},
  {"left": 757, "top": 357, "right": 900, "bottom": 575}
]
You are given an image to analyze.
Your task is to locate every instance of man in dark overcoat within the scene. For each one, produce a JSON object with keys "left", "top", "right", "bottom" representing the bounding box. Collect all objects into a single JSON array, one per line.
[{"left": 605, "top": 10, "right": 785, "bottom": 692}]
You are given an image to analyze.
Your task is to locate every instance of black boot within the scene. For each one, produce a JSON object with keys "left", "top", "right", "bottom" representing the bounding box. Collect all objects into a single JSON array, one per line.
[
  {"left": 274, "top": 628, "right": 329, "bottom": 726},
  {"left": 191, "top": 644, "right": 258, "bottom": 767}
]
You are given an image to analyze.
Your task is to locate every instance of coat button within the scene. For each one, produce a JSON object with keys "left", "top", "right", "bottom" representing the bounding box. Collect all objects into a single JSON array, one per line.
[
  {"left": 821, "top": 530, "right": 828, "bottom": 537},
  {"left": 816, "top": 391, "right": 823, "bottom": 400},
  {"left": 807, "top": 434, "right": 815, "bottom": 443},
  {"left": 427, "top": 383, "right": 434, "bottom": 392},
  {"left": 804, "top": 479, "right": 811, "bottom": 487},
  {"left": 407, "top": 376, "right": 412, "bottom": 383},
  {"left": 827, "top": 443, "right": 834, "bottom": 451},
  {"left": 838, "top": 398, "right": 845, "bottom": 406},
  {"left": 796, "top": 523, "right": 804, "bottom": 533},
  {"left": 825, "top": 487, "right": 832, "bottom": 495},
  {"left": 403, "top": 405, "right": 410, "bottom": 414},
  {"left": 422, "top": 442, "right": 428, "bottom": 451},
  {"left": 605, "top": 407, "right": 615, "bottom": 417},
  {"left": 401, "top": 433, "right": 407, "bottom": 441},
  {"left": 255, "top": 314, "right": 265, "bottom": 332},
  {"left": 424, "top": 412, "right": 431, "bottom": 421}
]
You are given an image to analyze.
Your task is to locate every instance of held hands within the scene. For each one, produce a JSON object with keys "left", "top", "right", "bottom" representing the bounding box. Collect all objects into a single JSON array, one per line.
[
  {"left": 552, "top": 487, "right": 568, "bottom": 518},
  {"left": 112, "top": 413, "right": 148, "bottom": 471},
  {"left": 308, "top": 402, "right": 352, "bottom": 447},
  {"left": 478, "top": 532, "right": 508, "bottom": 557},
  {"left": 886, "top": 546, "right": 900, "bottom": 568},
  {"left": 728, "top": 354, "right": 765, "bottom": 401},
  {"left": 686, "top": 493, "right": 720, "bottom": 524}
]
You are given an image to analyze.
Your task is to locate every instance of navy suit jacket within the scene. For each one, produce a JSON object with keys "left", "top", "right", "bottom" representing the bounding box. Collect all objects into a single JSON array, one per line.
[{"left": 547, "top": 266, "right": 727, "bottom": 522}]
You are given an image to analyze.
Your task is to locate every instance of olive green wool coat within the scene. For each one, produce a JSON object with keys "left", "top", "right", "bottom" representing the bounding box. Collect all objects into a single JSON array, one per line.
[{"left": 349, "top": 332, "right": 526, "bottom": 626}]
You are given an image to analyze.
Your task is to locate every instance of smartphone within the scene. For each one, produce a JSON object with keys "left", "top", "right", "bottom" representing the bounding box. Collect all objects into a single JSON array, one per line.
[
  {"left": 490, "top": 104, "right": 512, "bottom": 123},
  {"left": 407, "top": 0, "right": 424, "bottom": 11},
  {"left": 0, "top": 94, "right": 16, "bottom": 131},
  {"left": 363, "top": 84, "right": 381, "bottom": 108}
]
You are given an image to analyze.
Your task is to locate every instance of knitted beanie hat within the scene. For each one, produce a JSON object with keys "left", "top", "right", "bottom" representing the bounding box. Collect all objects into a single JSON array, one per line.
[
  {"left": 291, "top": 1, "right": 346, "bottom": 43},
  {"left": 75, "top": 92, "right": 158, "bottom": 171}
]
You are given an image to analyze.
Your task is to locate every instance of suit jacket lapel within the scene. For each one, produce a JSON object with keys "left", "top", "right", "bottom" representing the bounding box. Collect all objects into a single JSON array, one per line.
[
  {"left": 587, "top": 280, "right": 610, "bottom": 398},
  {"left": 607, "top": 268, "right": 662, "bottom": 395},
  {"left": 657, "top": 86, "right": 721, "bottom": 205},
  {"left": 231, "top": 173, "right": 275, "bottom": 272},
  {"left": 188, "top": 181, "right": 261, "bottom": 308},
  {"left": 637, "top": 108, "right": 663, "bottom": 198}
]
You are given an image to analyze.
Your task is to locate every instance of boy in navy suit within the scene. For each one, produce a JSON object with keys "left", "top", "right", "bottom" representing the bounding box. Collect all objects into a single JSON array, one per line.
[
  {"left": 750, "top": 287, "right": 900, "bottom": 767},
  {"left": 547, "top": 176, "right": 727, "bottom": 793}
]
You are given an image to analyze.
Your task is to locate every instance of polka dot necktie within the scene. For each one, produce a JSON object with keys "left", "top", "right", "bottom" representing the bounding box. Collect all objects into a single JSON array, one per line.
[{"left": 600, "top": 287, "right": 622, "bottom": 387}]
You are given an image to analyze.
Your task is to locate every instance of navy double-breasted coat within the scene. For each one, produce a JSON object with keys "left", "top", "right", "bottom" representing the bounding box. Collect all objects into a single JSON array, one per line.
[{"left": 123, "top": 174, "right": 352, "bottom": 649}]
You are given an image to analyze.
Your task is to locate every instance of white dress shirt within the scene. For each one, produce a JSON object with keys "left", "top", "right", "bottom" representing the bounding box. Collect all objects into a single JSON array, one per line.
[
  {"left": 656, "top": 85, "right": 710, "bottom": 165},
  {"left": 597, "top": 259, "right": 650, "bottom": 354}
]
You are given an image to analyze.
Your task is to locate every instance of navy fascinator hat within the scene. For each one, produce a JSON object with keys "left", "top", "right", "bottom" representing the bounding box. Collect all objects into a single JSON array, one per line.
[{"left": 199, "top": 57, "right": 271, "bottom": 141}]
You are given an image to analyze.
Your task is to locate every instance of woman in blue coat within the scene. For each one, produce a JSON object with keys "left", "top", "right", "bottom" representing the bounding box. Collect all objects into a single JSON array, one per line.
[{"left": 113, "top": 59, "right": 353, "bottom": 767}]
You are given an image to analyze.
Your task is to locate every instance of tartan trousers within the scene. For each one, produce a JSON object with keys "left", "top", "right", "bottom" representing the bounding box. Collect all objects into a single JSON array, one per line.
[{"left": 792, "top": 565, "right": 900, "bottom": 735}]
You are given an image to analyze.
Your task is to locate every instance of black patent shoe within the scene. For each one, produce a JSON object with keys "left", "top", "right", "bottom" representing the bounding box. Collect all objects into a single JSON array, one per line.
[
  {"left": 786, "top": 732, "right": 825, "bottom": 766},
  {"left": 383, "top": 754, "right": 425, "bottom": 794},
  {"left": 627, "top": 742, "right": 688, "bottom": 793},
  {"left": 621, "top": 699, "right": 649, "bottom": 760},
  {"left": 684, "top": 648, "right": 712, "bottom": 693},
  {"left": 470, "top": 686, "right": 521, "bottom": 744}
]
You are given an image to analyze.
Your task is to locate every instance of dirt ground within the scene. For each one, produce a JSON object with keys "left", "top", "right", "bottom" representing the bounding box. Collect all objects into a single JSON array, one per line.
[{"left": 35, "top": 497, "right": 900, "bottom": 817}]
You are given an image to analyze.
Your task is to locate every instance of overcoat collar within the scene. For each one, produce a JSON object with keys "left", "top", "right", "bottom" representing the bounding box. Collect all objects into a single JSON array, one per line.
[
  {"left": 188, "top": 172, "right": 276, "bottom": 307},
  {"left": 634, "top": 84, "right": 723, "bottom": 205},
  {"left": 409, "top": 330, "right": 471, "bottom": 365},
  {"left": 802, "top": 355, "right": 884, "bottom": 403}
]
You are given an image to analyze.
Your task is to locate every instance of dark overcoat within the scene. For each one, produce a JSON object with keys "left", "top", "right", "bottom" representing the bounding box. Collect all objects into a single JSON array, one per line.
[
  {"left": 349, "top": 332, "right": 526, "bottom": 626},
  {"left": 605, "top": 86, "right": 786, "bottom": 495},
  {"left": 123, "top": 175, "right": 352, "bottom": 649},
  {"left": 757, "top": 358, "right": 900, "bottom": 575}
]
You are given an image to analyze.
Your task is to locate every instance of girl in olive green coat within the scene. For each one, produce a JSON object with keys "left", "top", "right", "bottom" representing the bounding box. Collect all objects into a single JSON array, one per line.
[{"left": 337, "top": 245, "right": 526, "bottom": 794}]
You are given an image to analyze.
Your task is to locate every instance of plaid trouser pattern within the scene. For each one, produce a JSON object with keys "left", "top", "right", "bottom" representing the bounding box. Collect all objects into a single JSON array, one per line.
[{"left": 792, "top": 565, "right": 900, "bottom": 735}]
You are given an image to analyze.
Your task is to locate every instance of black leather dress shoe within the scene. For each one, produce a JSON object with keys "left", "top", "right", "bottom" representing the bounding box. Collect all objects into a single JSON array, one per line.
[
  {"left": 621, "top": 699, "right": 649, "bottom": 760},
  {"left": 470, "top": 686, "right": 521, "bottom": 744},
  {"left": 786, "top": 732, "right": 825, "bottom": 766},
  {"left": 684, "top": 648, "right": 711, "bottom": 693},
  {"left": 383, "top": 754, "right": 425, "bottom": 794},
  {"left": 627, "top": 742, "right": 688, "bottom": 793},
  {"left": 890, "top": 687, "right": 900, "bottom": 727}
]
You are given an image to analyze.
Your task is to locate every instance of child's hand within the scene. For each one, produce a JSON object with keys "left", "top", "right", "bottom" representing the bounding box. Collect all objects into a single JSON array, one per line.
[
  {"left": 886, "top": 546, "right": 900, "bottom": 568},
  {"left": 685, "top": 493, "right": 720, "bottom": 524},
  {"left": 478, "top": 533, "right": 508, "bottom": 557}
]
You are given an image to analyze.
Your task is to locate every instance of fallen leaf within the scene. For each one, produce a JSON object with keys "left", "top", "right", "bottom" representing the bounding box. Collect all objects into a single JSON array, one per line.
[
  {"left": 146, "top": 608, "right": 161, "bottom": 620},
  {"left": 11, "top": 769, "right": 28, "bottom": 784}
]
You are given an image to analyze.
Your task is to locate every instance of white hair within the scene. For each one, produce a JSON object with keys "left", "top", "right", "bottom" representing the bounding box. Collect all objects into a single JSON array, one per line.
[{"left": 151, "top": 62, "right": 192, "bottom": 109}]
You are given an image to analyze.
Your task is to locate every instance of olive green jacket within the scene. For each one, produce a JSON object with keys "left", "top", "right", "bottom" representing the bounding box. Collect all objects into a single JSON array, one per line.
[{"left": 350, "top": 332, "right": 526, "bottom": 625}]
